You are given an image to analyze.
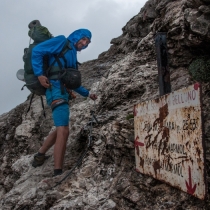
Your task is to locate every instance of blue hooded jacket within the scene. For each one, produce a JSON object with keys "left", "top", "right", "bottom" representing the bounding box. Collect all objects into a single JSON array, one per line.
[{"left": 31, "top": 29, "right": 92, "bottom": 97}]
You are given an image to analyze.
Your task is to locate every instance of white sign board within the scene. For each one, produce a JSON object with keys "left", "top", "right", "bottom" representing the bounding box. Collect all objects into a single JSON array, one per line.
[{"left": 134, "top": 83, "right": 206, "bottom": 200}]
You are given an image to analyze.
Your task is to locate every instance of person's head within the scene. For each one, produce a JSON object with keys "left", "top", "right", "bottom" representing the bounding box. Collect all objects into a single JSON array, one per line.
[{"left": 68, "top": 29, "right": 91, "bottom": 51}]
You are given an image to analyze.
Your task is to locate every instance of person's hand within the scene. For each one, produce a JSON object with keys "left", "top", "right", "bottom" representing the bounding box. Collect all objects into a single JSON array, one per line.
[
  {"left": 38, "top": 76, "right": 50, "bottom": 88},
  {"left": 89, "top": 93, "right": 97, "bottom": 100}
]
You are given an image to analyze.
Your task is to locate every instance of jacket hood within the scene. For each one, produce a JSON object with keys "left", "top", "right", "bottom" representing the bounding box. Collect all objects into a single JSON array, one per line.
[{"left": 67, "top": 29, "right": 92, "bottom": 50}]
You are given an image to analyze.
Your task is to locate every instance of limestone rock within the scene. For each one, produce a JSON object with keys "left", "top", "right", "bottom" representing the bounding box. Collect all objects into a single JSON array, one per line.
[{"left": 1, "top": 0, "right": 210, "bottom": 209}]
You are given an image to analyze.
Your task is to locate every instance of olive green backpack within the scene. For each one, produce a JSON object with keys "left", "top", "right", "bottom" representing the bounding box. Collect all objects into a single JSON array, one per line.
[
  {"left": 22, "top": 20, "right": 53, "bottom": 96},
  {"left": 15, "top": 20, "right": 53, "bottom": 116}
]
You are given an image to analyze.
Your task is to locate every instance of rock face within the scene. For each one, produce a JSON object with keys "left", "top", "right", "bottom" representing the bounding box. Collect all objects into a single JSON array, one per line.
[{"left": 1, "top": 0, "right": 210, "bottom": 209}]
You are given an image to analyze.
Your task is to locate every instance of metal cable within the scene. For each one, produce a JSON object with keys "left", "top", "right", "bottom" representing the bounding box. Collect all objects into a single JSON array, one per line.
[{"left": 52, "top": 100, "right": 97, "bottom": 189}]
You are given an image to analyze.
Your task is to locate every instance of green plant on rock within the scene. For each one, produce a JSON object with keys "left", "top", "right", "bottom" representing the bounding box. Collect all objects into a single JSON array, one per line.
[
  {"left": 189, "top": 56, "right": 210, "bottom": 82},
  {"left": 126, "top": 114, "right": 134, "bottom": 120}
]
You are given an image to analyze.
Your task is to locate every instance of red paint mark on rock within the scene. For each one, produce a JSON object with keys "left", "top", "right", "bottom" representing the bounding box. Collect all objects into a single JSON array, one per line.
[
  {"left": 134, "top": 136, "right": 144, "bottom": 156},
  {"left": 136, "top": 168, "right": 140, "bottom": 173},
  {"left": 133, "top": 105, "right": 138, "bottom": 116},
  {"left": 134, "top": 136, "right": 144, "bottom": 147},
  {"left": 194, "top": 83, "right": 200, "bottom": 90},
  {"left": 185, "top": 166, "right": 197, "bottom": 195}
]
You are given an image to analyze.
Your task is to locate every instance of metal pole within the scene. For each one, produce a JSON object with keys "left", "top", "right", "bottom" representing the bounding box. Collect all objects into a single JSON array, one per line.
[{"left": 155, "top": 32, "right": 171, "bottom": 96}]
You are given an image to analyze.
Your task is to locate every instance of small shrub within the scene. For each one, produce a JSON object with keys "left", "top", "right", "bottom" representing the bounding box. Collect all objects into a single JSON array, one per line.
[
  {"left": 189, "top": 56, "right": 210, "bottom": 82},
  {"left": 126, "top": 114, "right": 134, "bottom": 120}
]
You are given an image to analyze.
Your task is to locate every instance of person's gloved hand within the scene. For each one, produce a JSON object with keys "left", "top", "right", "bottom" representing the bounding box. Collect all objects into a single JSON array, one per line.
[
  {"left": 38, "top": 76, "right": 50, "bottom": 88},
  {"left": 89, "top": 93, "right": 97, "bottom": 100}
]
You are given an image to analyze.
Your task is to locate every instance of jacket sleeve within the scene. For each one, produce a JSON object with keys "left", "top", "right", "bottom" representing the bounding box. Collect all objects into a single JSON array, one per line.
[
  {"left": 73, "top": 86, "right": 89, "bottom": 97},
  {"left": 31, "top": 35, "right": 67, "bottom": 76}
]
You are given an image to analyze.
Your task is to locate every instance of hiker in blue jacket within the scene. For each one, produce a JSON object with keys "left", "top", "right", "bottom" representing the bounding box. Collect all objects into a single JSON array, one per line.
[{"left": 31, "top": 29, "right": 97, "bottom": 176}]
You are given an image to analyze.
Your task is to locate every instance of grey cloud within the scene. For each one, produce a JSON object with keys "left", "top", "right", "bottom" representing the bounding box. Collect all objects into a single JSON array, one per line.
[{"left": 0, "top": 0, "right": 146, "bottom": 115}]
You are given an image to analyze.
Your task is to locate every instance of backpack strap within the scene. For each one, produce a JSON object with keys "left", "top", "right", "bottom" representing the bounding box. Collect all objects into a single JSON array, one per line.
[
  {"left": 54, "top": 55, "right": 66, "bottom": 94},
  {"left": 40, "top": 95, "right": 46, "bottom": 118},
  {"left": 45, "top": 58, "right": 57, "bottom": 78},
  {"left": 46, "top": 39, "right": 71, "bottom": 78},
  {"left": 76, "top": 61, "right": 81, "bottom": 70},
  {"left": 56, "top": 39, "right": 72, "bottom": 69},
  {"left": 45, "top": 39, "right": 73, "bottom": 94},
  {"left": 26, "top": 93, "right": 35, "bottom": 116},
  {"left": 25, "top": 93, "right": 46, "bottom": 118}
]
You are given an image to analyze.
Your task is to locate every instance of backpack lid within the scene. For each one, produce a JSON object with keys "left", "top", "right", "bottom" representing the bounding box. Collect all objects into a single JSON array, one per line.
[
  {"left": 28, "top": 20, "right": 52, "bottom": 43},
  {"left": 28, "top": 20, "right": 41, "bottom": 29}
]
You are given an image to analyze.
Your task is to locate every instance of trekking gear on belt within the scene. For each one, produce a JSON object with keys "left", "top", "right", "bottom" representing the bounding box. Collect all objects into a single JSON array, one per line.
[
  {"left": 50, "top": 55, "right": 81, "bottom": 90},
  {"left": 66, "top": 89, "right": 77, "bottom": 100}
]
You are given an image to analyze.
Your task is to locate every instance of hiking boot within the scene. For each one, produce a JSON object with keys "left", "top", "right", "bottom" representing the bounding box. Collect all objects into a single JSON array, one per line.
[
  {"left": 32, "top": 153, "right": 49, "bottom": 167},
  {"left": 52, "top": 172, "right": 63, "bottom": 177},
  {"left": 53, "top": 169, "right": 63, "bottom": 177}
]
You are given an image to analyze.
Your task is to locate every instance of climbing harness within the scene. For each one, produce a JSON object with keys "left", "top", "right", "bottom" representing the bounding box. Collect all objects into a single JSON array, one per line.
[
  {"left": 51, "top": 99, "right": 69, "bottom": 111},
  {"left": 52, "top": 100, "right": 99, "bottom": 188}
]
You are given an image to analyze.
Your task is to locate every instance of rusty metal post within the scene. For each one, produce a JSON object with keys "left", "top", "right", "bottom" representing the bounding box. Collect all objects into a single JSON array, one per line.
[{"left": 155, "top": 32, "right": 171, "bottom": 96}]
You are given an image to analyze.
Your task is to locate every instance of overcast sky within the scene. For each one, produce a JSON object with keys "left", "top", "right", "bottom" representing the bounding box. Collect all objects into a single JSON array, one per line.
[{"left": 0, "top": 0, "right": 147, "bottom": 115}]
